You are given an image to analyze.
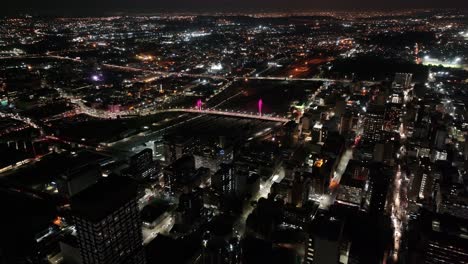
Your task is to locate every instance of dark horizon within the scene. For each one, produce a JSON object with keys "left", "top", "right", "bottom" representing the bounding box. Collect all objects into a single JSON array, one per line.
[{"left": 3, "top": 0, "right": 468, "bottom": 16}]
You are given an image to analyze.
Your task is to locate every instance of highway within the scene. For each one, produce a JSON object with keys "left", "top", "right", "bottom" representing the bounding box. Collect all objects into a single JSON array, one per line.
[
  {"left": 47, "top": 54, "right": 341, "bottom": 82},
  {"left": 0, "top": 111, "right": 45, "bottom": 136},
  {"left": 0, "top": 53, "right": 383, "bottom": 87},
  {"left": 4, "top": 53, "right": 361, "bottom": 83}
]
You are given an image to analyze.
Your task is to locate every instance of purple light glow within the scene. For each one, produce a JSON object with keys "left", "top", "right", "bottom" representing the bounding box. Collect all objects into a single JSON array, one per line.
[{"left": 258, "top": 99, "right": 263, "bottom": 116}]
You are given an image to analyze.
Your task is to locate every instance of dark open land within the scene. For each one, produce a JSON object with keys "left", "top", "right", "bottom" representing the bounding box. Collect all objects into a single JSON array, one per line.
[{"left": 213, "top": 80, "right": 321, "bottom": 115}]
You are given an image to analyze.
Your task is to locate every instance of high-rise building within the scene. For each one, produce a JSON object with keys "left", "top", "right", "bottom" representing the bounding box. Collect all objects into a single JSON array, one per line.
[
  {"left": 163, "top": 155, "right": 196, "bottom": 192},
  {"left": 201, "top": 235, "right": 241, "bottom": 264},
  {"left": 363, "top": 105, "right": 385, "bottom": 142},
  {"left": 301, "top": 114, "right": 312, "bottom": 133},
  {"left": 312, "top": 122, "right": 328, "bottom": 143},
  {"left": 392, "top": 73, "right": 412, "bottom": 90},
  {"left": 408, "top": 210, "right": 468, "bottom": 264},
  {"left": 57, "top": 164, "right": 101, "bottom": 198},
  {"left": 153, "top": 137, "right": 165, "bottom": 160},
  {"left": 1, "top": 187, "right": 56, "bottom": 263},
  {"left": 384, "top": 103, "right": 402, "bottom": 132},
  {"left": 433, "top": 128, "right": 448, "bottom": 150},
  {"left": 337, "top": 161, "right": 370, "bottom": 208},
  {"left": 193, "top": 140, "right": 233, "bottom": 173},
  {"left": 163, "top": 135, "right": 194, "bottom": 164},
  {"left": 71, "top": 177, "right": 146, "bottom": 264},
  {"left": 434, "top": 163, "right": 468, "bottom": 220},
  {"left": 363, "top": 163, "right": 391, "bottom": 215},
  {"left": 126, "top": 149, "right": 160, "bottom": 180},
  {"left": 407, "top": 158, "right": 437, "bottom": 202},
  {"left": 232, "top": 161, "right": 250, "bottom": 197},
  {"left": 373, "top": 142, "right": 395, "bottom": 165},
  {"left": 270, "top": 172, "right": 310, "bottom": 207},
  {"left": 305, "top": 212, "right": 344, "bottom": 264},
  {"left": 59, "top": 234, "right": 82, "bottom": 264},
  {"left": 212, "top": 163, "right": 234, "bottom": 195},
  {"left": 177, "top": 190, "right": 204, "bottom": 226},
  {"left": 213, "top": 162, "right": 250, "bottom": 198},
  {"left": 130, "top": 149, "right": 152, "bottom": 169}
]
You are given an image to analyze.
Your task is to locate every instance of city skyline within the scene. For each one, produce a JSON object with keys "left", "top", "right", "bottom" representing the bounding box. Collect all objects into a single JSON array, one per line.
[
  {"left": 0, "top": 5, "right": 467, "bottom": 264},
  {"left": 2, "top": 0, "right": 468, "bottom": 15}
]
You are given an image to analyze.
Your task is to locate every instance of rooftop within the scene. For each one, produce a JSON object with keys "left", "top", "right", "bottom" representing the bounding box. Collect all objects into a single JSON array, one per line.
[{"left": 71, "top": 176, "right": 138, "bottom": 222}]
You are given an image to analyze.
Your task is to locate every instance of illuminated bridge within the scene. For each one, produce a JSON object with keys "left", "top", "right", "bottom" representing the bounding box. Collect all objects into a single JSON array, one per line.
[
  {"left": 68, "top": 90, "right": 290, "bottom": 122},
  {"left": 242, "top": 76, "right": 352, "bottom": 83},
  {"left": 160, "top": 108, "right": 290, "bottom": 123},
  {"left": 73, "top": 104, "right": 290, "bottom": 123}
]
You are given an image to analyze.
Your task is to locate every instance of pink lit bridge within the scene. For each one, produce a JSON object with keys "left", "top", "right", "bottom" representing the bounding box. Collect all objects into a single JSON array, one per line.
[
  {"left": 74, "top": 98, "right": 290, "bottom": 123},
  {"left": 152, "top": 98, "right": 288, "bottom": 123},
  {"left": 161, "top": 108, "right": 289, "bottom": 123}
]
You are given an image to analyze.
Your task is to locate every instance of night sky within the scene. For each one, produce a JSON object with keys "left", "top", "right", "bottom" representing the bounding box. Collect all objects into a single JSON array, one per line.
[{"left": 3, "top": 0, "right": 468, "bottom": 15}]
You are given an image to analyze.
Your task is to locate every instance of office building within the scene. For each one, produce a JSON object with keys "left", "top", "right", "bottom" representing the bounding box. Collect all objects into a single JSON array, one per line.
[
  {"left": 212, "top": 163, "right": 234, "bottom": 195},
  {"left": 305, "top": 212, "right": 345, "bottom": 264},
  {"left": 408, "top": 210, "right": 468, "bottom": 264},
  {"left": 57, "top": 164, "right": 101, "bottom": 198},
  {"left": 71, "top": 177, "right": 146, "bottom": 264},
  {"left": 384, "top": 103, "right": 402, "bottom": 132},
  {"left": 177, "top": 190, "right": 204, "bottom": 226},
  {"left": 193, "top": 141, "right": 233, "bottom": 173},
  {"left": 163, "top": 155, "right": 196, "bottom": 191},
  {"left": 163, "top": 135, "right": 194, "bottom": 164},
  {"left": 363, "top": 163, "right": 391, "bottom": 215},
  {"left": 433, "top": 128, "right": 448, "bottom": 150},
  {"left": 392, "top": 73, "right": 412, "bottom": 90},
  {"left": 363, "top": 105, "right": 385, "bottom": 142},
  {"left": 311, "top": 122, "right": 328, "bottom": 143},
  {"left": 126, "top": 148, "right": 160, "bottom": 180},
  {"left": 337, "top": 161, "right": 370, "bottom": 208}
]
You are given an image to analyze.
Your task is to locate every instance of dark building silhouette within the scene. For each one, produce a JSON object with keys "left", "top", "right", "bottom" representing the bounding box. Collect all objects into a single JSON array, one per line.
[
  {"left": 0, "top": 187, "right": 56, "bottom": 263},
  {"left": 408, "top": 210, "right": 468, "bottom": 264},
  {"left": 57, "top": 164, "right": 101, "bottom": 198},
  {"left": 305, "top": 212, "right": 345, "bottom": 264},
  {"left": 177, "top": 189, "right": 204, "bottom": 226},
  {"left": 163, "top": 135, "right": 194, "bottom": 164},
  {"left": 164, "top": 155, "right": 196, "bottom": 192},
  {"left": 126, "top": 148, "right": 160, "bottom": 180},
  {"left": 71, "top": 177, "right": 146, "bottom": 264},
  {"left": 212, "top": 163, "right": 234, "bottom": 195},
  {"left": 364, "top": 163, "right": 392, "bottom": 216}
]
